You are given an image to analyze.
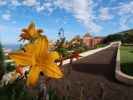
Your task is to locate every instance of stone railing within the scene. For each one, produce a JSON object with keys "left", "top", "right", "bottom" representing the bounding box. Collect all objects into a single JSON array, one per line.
[
  {"left": 62, "top": 44, "right": 112, "bottom": 65},
  {"left": 115, "top": 41, "right": 133, "bottom": 85}
]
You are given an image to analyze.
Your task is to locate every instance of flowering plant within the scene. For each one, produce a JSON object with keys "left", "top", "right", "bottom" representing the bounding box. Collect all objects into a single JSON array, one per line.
[{"left": 9, "top": 21, "right": 63, "bottom": 87}]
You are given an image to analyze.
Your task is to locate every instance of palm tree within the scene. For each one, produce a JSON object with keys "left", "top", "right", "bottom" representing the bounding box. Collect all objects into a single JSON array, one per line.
[{"left": 0, "top": 43, "right": 5, "bottom": 80}]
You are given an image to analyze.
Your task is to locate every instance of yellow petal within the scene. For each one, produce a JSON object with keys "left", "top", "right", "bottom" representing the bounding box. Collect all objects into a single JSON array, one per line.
[
  {"left": 9, "top": 52, "right": 33, "bottom": 66},
  {"left": 23, "top": 43, "right": 34, "bottom": 53},
  {"left": 20, "top": 31, "right": 31, "bottom": 40},
  {"left": 20, "top": 21, "right": 43, "bottom": 40},
  {"left": 34, "top": 36, "right": 48, "bottom": 60},
  {"left": 43, "top": 52, "right": 59, "bottom": 64},
  {"left": 28, "top": 21, "right": 37, "bottom": 37},
  {"left": 41, "top": 64, "right": 63, "bottom": 79},
  {"left": 28, "top": 21, "right": 41, "bottom": 38},
  {"left": 48, "top": 52, "right": 59, "bottom": 62},
  {"left": 27, "top": 66, "right": 40, "bottom": 87}
]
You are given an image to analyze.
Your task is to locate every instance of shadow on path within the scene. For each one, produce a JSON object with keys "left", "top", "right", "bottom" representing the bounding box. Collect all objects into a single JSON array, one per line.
[
  {"left": 49, "top": 46, "right": 133, "bottom": 100},
  {"left": 72, "top": 46, "right": 118, "bottom": 81}
]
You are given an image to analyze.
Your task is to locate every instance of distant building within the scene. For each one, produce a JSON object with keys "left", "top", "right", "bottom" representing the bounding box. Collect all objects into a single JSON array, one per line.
[
  {"left": 83, "top": 33, "right": 93, "bottom": 47},
  {"left": 83, "top": 33, "right": 103, "bottom": 48},
  {"left": 48, "top": 40, "right": 55, "bottom": 51},
  {"left": 3, "top": 48, "right": 12, "bottom": 56}
]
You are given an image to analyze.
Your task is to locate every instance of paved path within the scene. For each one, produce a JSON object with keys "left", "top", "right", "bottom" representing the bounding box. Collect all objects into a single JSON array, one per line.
[{"left": 49, "top": 46, "right": 133, "bottom": 100}]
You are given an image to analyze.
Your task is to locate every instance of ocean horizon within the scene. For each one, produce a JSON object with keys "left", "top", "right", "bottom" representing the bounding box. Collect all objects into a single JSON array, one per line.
[{"left": 3, "top": 44, "right": 20, "bottom": 50}]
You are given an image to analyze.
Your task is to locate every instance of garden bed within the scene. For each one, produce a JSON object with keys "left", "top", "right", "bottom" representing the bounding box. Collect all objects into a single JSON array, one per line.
[{"left": 120, "top": 46, "right": 133, "bottom": 76}]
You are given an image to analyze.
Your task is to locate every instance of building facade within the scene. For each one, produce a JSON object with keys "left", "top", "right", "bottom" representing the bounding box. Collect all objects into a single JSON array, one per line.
[{"left": 83, "top": 33, "right": 103, "bottom": 48}]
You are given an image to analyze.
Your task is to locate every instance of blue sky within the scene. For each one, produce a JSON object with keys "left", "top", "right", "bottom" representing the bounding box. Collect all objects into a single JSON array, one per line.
[{"left": 0, "top": 0, "right": 133, "bottom": 44}]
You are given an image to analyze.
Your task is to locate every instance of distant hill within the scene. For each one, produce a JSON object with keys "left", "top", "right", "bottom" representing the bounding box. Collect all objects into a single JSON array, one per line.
[
  {"left": 103, "top": 29, "right": 133, "bottom": 43},
  {"left": 116, "top": 29, "right": 133, "bottom": 35}
]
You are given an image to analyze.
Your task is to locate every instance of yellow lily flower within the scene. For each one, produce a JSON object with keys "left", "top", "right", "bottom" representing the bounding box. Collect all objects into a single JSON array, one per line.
[
  {"left": 9, "top": 36, "right": 63, "bottom": 87},
  {"left": 23, "top": 43, "right": 35, "bottom": 53},
  {"left": 20, "top": 21, "right": 43, "bottom": 41}
]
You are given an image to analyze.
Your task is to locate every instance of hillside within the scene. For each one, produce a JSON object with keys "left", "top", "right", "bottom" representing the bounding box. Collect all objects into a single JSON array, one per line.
[
  {"left": 103, "top": 29, "right": 133, "bottom": 43},
  {"left": 115, "top": 29, "right": 133, "bottom": 34}
]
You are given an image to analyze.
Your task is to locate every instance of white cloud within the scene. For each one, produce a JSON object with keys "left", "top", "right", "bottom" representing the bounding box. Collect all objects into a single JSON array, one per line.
[
  {"left": 0, "top": 0, "right": 7, "bottom": 6},
  {"left": 22, "top": 0, "right": 39, "bottom": 7},
  {"left": 1, "top": 0, "right": 133, "bottom": 34},
  {"left": 0, "top": 0, "right": 102, "bottom": 33},
  {"left": 120, "top": 17, "right": 129, "bottom": 30},
  {"left": 36, "top": 5, "right": 45, "bottom": 12},
  {"left": 21, "top": 0, "right": 55, "bottom": 14},
  {"left": 99, "top": 7, "right": 113, "bottom": 21},
  {"left": 54, "top": 0, "right": 102, "bottom": 33},
  {"left": 11, "top": 0, "right": 21, "bottom": 6},
  {"left": 117, "top": 1, "right": 133, "bottom": 30},
  {"left": 1, "top": 13, "right": 11, "bottom": 21},
  {"left": 35, "top": 0, "right": 102, "bottom": 33},
  {"left": 36, "top": 2, "right": 55, "bottom": 13},
  {"left": 119, "top": 15, "right": 132, "bottom": 30},
  {"left": 118, "top": 1, "right": 133, "bottom": 15}
]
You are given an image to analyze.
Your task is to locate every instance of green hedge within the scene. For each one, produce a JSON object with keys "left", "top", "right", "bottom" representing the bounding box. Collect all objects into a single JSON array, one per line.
[{"left": 120, "top": 46, "right": 133, "bottom": 76}]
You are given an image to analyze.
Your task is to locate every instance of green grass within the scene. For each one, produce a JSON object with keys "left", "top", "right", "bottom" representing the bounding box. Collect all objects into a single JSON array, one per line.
[
  {"left": 96, "top": 44, "right": 107, "bottom": 48},
  {"left": 120, "top": 46, "right": 133, "bottom": 76},
  {"left": 0, "top": 80, "right": 35, "bottom": 100},
  {"left": 0, "top": 79, "right": 63, "bottom": 100}
]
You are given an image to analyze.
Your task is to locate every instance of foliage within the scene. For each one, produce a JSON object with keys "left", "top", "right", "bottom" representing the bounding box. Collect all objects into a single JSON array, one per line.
[
  {"left": 0, "top": 80, "right": 35, "bottom": 100},
  {"left": 68, "top": 35, "right": 90, "bottom": 53},
  {"left": 96, "top": 44, "right": 106, "bottom": 48},
  {"left": 0, "top": 21, "right": 64, "bottom": 100},
  {"left": 121, "top": 64, "right": 133, "bottom": 76},
  {"left": 103, "top": 34, "right": 123, "bottom": 43},
  {"left": 0, "top": 43, "right": 5, "bottom": 79},
  {"left": 5, "top": 63, "right": 16, "bottom": 72},
  {"left": 54, "top": 28, "right": 71, "bottom": 65},
  {"left": 47, "top": 87, "right": 60, "bottom": 100},
  {"left": 120, "top": 46, "right": 133, "bottom": 76},
  {"left": 57, "top": 48, "right": 69, "bottom": 57},
  {"left": 9, "top": 21, "right": 63, "bottom": 87},
  {"left": 103, "top": 29, "right": 133, "bottom": 43},
  {"left": 69, "top": 35, "right": 82, "bottom": 49},
  {"left": 55, "top": 28, "right": 66, "bottom": 49},
  {"left": 122, "top": 31, "right": 133, "bottom": 43}
]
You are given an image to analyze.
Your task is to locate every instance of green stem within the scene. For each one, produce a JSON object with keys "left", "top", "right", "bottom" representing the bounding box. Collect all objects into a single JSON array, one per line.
[{"left": 38, "top": 76, "right": 49, "bottom": 100}]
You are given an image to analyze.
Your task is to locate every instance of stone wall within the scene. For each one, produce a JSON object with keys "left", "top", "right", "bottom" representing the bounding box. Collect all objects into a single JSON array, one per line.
[{"left": 115, "top": 41, "right": 133, "bottom": 85}]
